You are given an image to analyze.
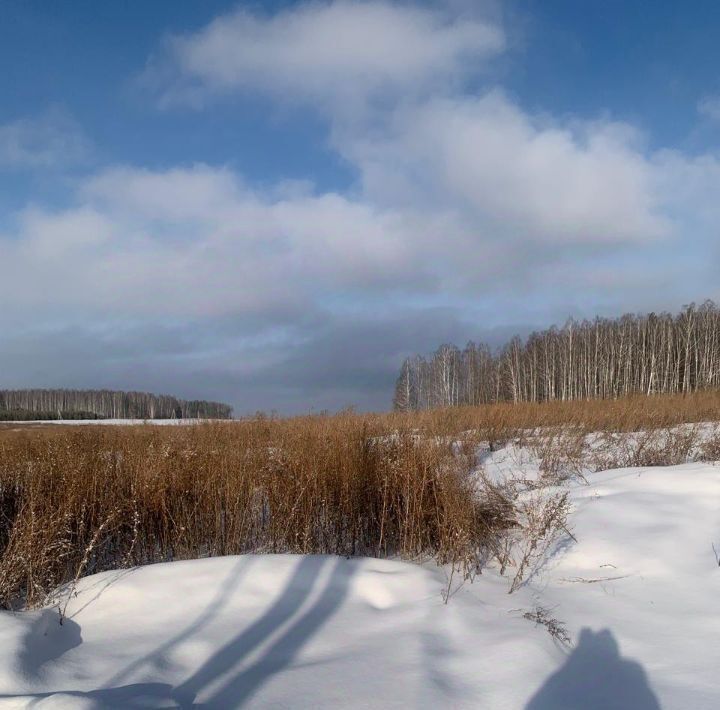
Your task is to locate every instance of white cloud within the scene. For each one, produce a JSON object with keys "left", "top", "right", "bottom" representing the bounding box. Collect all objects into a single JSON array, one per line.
[
  {"left": 148, "top": 1, "right": 504, "bottom": 108},
  {"left": 18, "top": 207, "right": 113, "bottom": 258},
  {"left": 0, "top": 109, "right": 90, "bottom": 170},
  {"left": 2, "top": 137, "right": 711, "bottom": 335},
  {"left": 0, "top": 164, "right": 431, "bottom": 322},
  {"left": 147, "top": 2, "right": 672, "bottom": 248},
  {"left": 84, "top": 163, "right": 420, "bottom": 283},
  {"left": 340, "top": 91, "right": 669, "bottom": 244}
]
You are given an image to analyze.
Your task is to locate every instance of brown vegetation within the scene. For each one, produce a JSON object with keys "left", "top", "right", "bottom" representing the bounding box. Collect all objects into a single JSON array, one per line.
[
  {"left": 1, "top": 389, "right": 719, "bottom": 610},
  {"left": 0, "top": 416, "right": 505, "bottom": 609}
]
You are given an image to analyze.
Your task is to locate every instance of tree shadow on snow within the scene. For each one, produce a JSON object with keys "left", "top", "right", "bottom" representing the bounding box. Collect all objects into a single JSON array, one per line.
[
  {"left": 526, "top": 628, "right": 661, "bottom": 710},
  {"left": 104, "top": 556, "right": 253, "bottom": 688},
  {"left": 176, "top": 555, "right": 357, "bottom": 708},
  {"left": 3, "top": 555, "right": 356, "bottom": 709}
]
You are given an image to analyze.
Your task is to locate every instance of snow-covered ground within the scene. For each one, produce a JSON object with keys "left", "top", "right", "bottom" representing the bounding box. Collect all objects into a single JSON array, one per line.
[{"left": 0, "top": 462, "right": 718, "bottom": 708}]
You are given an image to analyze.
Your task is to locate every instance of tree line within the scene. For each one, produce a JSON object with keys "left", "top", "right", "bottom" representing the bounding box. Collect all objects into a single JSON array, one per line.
[
  {"left": 394, "top": 301, "right": 720, "bottom": 410},
  {"left": 0, "top": 389, "right": 233, "bottom": 420}
]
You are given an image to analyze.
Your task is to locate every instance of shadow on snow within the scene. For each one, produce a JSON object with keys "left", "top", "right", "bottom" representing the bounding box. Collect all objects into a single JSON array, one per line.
[
  {"left": 7, "top": 568, "right": 661, "bottom": 709},
  {"left": 3, "top": 555, "right": 356, "bottom": 709},
  {"left": 526, "top": 627, "right": 661, "bottom": 710}
]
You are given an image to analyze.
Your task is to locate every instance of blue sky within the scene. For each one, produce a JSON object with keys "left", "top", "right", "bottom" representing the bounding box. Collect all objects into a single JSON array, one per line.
[{"left": 1, "top": 1, "right": 719, "bottom": 414}]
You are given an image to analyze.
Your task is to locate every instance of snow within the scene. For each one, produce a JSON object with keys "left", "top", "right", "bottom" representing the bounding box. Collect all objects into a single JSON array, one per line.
[{"left": 0, "top": 462, "right": 718, "bottom": 708}]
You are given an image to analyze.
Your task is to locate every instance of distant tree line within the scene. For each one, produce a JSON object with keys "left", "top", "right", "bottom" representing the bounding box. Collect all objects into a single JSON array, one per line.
[
  {"left": 0, "top": 410, "right": 104, "bottom": 422},
  {"left": 0, "top": 389, "right": 233, "bottom": 420},
  {"left": 394, "top": 301, "right": 720, "bottom": 410}
]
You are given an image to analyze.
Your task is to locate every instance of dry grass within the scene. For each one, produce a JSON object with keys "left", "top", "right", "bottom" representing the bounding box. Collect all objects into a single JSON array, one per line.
[
  {"left": 1, "top": 389, "right": 719, "bottom": 609},
  {"left": 396, "top": 389, "right": 720, "bottom": 436},
  {"left": 522, "top": 605, "right": 572, "bottom": 646},
  {"left": 0, "top": 416, "right": 506, "bottom": 608}
]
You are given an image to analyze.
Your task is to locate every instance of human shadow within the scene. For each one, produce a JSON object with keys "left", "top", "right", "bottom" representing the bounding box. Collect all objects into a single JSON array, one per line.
[
  {"left": 18, "top": 609, "right": 83, "bottom": 679},
  {"left": 526, "top": 628, "right": 661, "bottom": 710}
]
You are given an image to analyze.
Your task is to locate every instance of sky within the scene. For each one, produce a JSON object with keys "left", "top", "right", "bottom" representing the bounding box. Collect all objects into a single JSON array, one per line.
[{"left": 1, "top": 0, "right": 719, "bottom": 415}]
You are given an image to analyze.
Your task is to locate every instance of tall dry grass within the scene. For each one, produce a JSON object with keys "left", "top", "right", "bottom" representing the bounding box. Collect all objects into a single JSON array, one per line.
[
  {"left": 0, "top": 416, "right": 508, "bottom": 608},
  {"left": 1, "top": 389, "right": 719, "bottom": 609},
  {"left": 391, "top": 389, "right": 720, "bottom": 436}
]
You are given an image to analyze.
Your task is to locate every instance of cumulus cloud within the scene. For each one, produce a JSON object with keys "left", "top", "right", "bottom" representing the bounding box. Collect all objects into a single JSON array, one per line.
[
  {"left": 340, "top": 92, "right": 669, "bottom": 244},
  {"left": 0, "top": 141, "right": 709, "bottom": 333},
  {"left": 148, "top": 1, "right": 671, "bottom": 248},
  {"left": 146, "top": 0, "right": 504, "bottom": 108}
]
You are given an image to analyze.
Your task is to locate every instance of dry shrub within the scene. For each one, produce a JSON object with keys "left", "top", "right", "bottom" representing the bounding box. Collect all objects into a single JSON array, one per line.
[
  {"left": 522, "top": 605, "right": 572, "bottom": 646},
  {"left": 507, "top": 491, "right": 573, "bottom": 594},
  {"left": 698, "top": 424, "right": 720, "bottom": 462},
  {"left": 529, "top": 428, "right": 588, "bottom": 483},
  {"left": 589, "top": 426, "right": 701, "bottom": 471}
]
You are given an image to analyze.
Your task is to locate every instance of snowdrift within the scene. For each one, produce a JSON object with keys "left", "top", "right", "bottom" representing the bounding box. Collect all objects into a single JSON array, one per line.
[{"left": 0, "top": 463, "right": 718, "bottom": 708}]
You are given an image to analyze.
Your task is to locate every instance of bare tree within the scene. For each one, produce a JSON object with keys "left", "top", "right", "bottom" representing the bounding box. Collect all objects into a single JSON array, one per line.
[
  {"left": 394, "top": 302, "right": 720, "bottom": 410},
  {"left": 0, "top": 389, "right": 233, "bottom": 420}
]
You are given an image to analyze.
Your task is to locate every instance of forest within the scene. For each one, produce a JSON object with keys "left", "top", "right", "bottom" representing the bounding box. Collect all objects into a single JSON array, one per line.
[
  {"left": 394, "top": 301, "right": 720, "bottom": 410},
  {"left": 0, "top": 389, "right": 233, "bottom": 420}
]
